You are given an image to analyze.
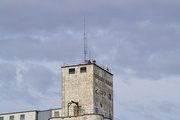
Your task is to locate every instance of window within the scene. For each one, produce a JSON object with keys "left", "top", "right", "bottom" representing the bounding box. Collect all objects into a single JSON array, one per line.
[
  {"left": 10, "top": 116, "right": 14, "bottom": 120},
  {"left": 69, "top": 68, "right": 75, "bottom": 74},
  {"left": 100, "top": 103, "right": 102, "bottom": 107},
  {"left": 20, "top": 114, "right": 25, "bottom": 120},
  {"left": 54, "top": 111, "right": 59, "bottom": 117},
  {"left": 0, "top": 117, "right": 4, "bottom": 120},
  {"left": 109, "top": 114, "right": 112, "bottom": 119},
  {"left": 108, "top": 94, "right": 111, "bottom": 101},
  {"left": 80, "top": 67, "right": 86, "bottom": 73},
  {"left": 95, "top": 108, "right": 98, "bottom": 114}
]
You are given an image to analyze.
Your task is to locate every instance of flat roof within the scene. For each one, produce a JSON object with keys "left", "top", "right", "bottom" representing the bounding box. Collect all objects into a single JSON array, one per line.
[
  {"left": 62, "top": 60, "right": 113, "bottom": 75},
  {"left": 0, "top": 108, "right": 61, "bottom": 115}
]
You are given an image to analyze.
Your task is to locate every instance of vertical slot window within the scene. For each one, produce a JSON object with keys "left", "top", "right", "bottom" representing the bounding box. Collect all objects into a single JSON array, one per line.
[
  {"left": 69, "top": 68, "right": 75, "bottom": 74},
  {"left": 80, "top": 67, "right": 87, "bottom": 73},
  {"left": 108, "top": 94, "right": 111, "bottom": 101},
  {"left": 100, "top": 103, "right": 103, "bottom": 107}
]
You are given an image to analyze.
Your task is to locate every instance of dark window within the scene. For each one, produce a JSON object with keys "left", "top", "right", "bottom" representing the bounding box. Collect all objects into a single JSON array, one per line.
[
  {"left": 109, "top": 114, "right": 112, "bottom": 118},
  {"left": 108, "top": 94, "right": 111, "bottom": 100},
  {"left": 20, "top": 114, "right": 25, "bottom": 120},
  {"left": 54, "top": 111, "right": 59, "bottom": 117},
  {"left": 95, "top": 108, "right": 98, "bottom": 114},
  {"left": 0, "top": 117, "right": 4, "bottom": 120},
  {"left": 80, "top": 67, "right": 87, "bottom": 73},
  {"left": 100, "top": 103, "right": 102, "bottom": 107},
  {"left": 10, "top": 116, "right": 14, "bottom": 120},
  {"left": 69, "top": 68, "right": 75, "bottom": 74}
]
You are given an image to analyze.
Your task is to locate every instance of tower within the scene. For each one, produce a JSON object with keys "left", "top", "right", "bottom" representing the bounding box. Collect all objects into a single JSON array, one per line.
[{"left": 61, "top": 60, "right": 113, "bottom": 119}]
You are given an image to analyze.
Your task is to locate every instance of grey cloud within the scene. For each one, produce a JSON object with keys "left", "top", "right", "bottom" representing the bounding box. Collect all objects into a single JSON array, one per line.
[
  {"left": 0, "top": 63, "right": 32, "bottom": 102},
  {"left": 0, "top": 63, "right": 16, "bottom": 82},
  {"left": 0, "top": 0, "right": 180, "bottom": 119},
  {"left": 19, "top": 65, "right": 60, "bottom": 104},
  {"left": 23, "top": 65, "right": 54, "bottom": 93},
  {"left": 2, "top": 0, "right": 179, "bottom": 34},
  {"left": 0, "top": 33, "right": 83, "bottom": 61},
  {"left": 0, "top": 63, "right": 17, "bottom": 100},
  {"left": 118, "top": 101, "right": 180, "bottom": 120},
  {"left": 1, "top": 0, "right": 180, "bottom": 79},
  {"left": 0, "top": 63, "right": 60, "bottom": 106}
]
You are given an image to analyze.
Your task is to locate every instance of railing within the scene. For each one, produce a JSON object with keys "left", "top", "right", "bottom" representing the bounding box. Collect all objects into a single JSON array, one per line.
[
  {"left": 63, "top": 60, "right": 89, "bottom": 66},
  {"left": 63, "top": 60, "right": 111, "bottom": 73},
  {"left": 58, "top": 109, "right": 113, "bottom": 119}
]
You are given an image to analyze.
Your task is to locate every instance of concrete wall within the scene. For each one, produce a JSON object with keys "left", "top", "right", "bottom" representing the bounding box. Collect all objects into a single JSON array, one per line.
[
  {"left": 49, "top": 114, "right": 105, "bottom": 120},
  {"left": 94, "top": 65, "right": 113, "bottom": 119},
  {"left": 61, "top": 64, "right": 94, "bottom": 117},
  {"left": 61, "top": 63, "right": 113, "bottom": 119},
  {"left": 0, "top": 111, "right": 36, "bottom": 120}
]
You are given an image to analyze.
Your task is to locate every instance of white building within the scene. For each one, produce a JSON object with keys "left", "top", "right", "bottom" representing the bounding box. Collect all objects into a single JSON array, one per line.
[
  {"left": 0, "top": 109, "right": 61, "bottom": 120},
  {"left": 0, "top": 60, "right": 113, "bottom": 120}
]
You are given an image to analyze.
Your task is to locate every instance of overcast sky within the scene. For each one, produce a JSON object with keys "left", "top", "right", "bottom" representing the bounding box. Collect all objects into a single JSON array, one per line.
[{"left": 0, "top": 0, "right": 180, "bottom": 120}]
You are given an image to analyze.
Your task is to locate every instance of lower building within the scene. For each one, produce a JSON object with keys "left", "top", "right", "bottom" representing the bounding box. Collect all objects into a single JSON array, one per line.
[
  {"left": 0, "top": 108, "right": 112, "bottom": 120},
  {"left": 0, "top": 108, "right": 61, "bottom": 120}
]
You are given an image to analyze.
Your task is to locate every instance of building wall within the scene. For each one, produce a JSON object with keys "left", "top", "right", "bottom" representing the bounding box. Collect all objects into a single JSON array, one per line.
[
  {"left": 0, "top": 109, "right": 61, "bottom": 120},
  {"left": 61, "top": 64, "right": 94, "bottom": 117},
  {"left": 61, "top": 62, "right": 113, "bottom": 119},
  {"left": 0, "top": 111, "right": 36, "bottom": 120},
  {"left": 94, "top": 65, "right": 113, "bottom": 119},
  {"left": 49, "top": 114, "right": 107, "bottom": 120}
]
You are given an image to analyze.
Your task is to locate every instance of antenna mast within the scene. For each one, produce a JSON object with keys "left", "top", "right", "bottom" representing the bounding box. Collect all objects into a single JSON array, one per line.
[{"left": 84, "top": 15, "right": 88, "bottom": 60}]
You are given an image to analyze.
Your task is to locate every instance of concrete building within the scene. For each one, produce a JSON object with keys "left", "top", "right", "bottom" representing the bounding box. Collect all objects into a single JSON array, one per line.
[
  {"left": 0, "top": 109, "right": 61, "bottom": 120},
  {"left": 0, "top": 60, "right": 113, "bottom": 120}
]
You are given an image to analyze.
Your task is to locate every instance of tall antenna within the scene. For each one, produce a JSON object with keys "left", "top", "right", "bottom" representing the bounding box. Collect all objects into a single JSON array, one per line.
[{"left": 84, "top": 15, "right": 88, "bottom": 60}]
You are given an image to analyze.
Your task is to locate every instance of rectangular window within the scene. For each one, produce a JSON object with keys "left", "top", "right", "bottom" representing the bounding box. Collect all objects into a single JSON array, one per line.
[
  {"left": 109, "top": 114, "right": 112, "bottom": 119},
  {"left": 20, "top": 114, "right": 25, "bottom": 120},
  {"left": 54, "top": 111, "right": 59, "bottom": 117},
  {"left": 0, "top": 117, "right": 4, "bottom": 120},
  {"left": 69, "top": 68, "right": 75, "bottom": 74},
  {"left": 95, "top": 108, "right": 98, "bottom": 114},
  {"left": 108, "top": 94, "right": 111, "bottom": 101},
  {"left": 10, "top": 116, "right": 14, "bottom": 120},
  {"left": 80, "top": 67, "right": 87, "bottom": 73}
]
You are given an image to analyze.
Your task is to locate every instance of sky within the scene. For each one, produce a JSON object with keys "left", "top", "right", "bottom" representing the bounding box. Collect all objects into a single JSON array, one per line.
[{"left": 0, "top": 0, "right": 180, "bottom": 120}]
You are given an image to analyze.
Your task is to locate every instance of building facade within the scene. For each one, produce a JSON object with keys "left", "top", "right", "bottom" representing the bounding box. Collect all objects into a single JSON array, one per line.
[
  {"left": 0, "top": 109, "right": 61, "bottom": 120},
  {"left": 0, "top": 60, "right": 113, "bottom": 120}
]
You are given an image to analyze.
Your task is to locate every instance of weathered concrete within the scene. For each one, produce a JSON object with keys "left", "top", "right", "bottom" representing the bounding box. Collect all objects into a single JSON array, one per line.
[
  {"left": 61, "top": 64, "right": 94, "bottom": 116},
  {"left": 94, "top": 65, "right": 113, "bottom": 118},
  {"left": 49, "top": 114, "right": 108, "bottom": 120},
  {"left": 61, "top": 62, "right": 113, "bottom": 119}
]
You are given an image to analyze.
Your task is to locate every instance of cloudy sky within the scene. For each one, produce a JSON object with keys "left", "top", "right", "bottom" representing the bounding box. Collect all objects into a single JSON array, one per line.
[{"left": 0, "top": 0, "right": 180, "bottom": 120}]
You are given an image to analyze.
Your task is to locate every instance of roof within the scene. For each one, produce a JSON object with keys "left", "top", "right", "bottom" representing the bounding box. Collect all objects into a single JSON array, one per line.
[{"left": 62, "top": 60, "right": 113, "bottom": 75}]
